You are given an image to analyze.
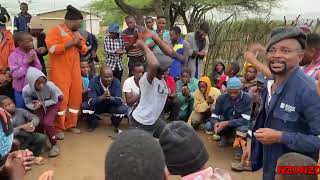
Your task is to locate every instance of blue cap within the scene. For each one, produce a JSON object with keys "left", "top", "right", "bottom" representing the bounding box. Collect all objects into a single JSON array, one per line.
[
  {"left": 108, "top": 23, "right": 120, "bottom": 33},
  {"left": 227, "top": 77, "right": 241, "bottom": 89}
]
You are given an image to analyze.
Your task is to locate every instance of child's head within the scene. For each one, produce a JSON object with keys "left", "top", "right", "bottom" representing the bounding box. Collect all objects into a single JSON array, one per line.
[
  {"left": 80, "top": 61, "right": 90, "bottom": 77},
  {"left": 14, "top": 31, "right": 33, "bottom": 51},
  {"left": 159, "top": 121, "right": 209, "bottom": 177},
  {"left": 214, "top": 62, "right": 225, "bottom": 74},
  {"left": 244, "top": 66, "right": 257, "bottom": 82},
  {"left": 225, "top": 62, "right": 240, "bottom": 77},
  {"left": 181, "top": 68, "right": 192, "bottom": 85},
  {"left": 0, "top": 96, "right": 15, "bottom": 114},
  {"left": 105, "top": 129, "right": 167, "bottom": 180},
  {"left": 132, "top": 62, "right": 145, "bottom": 80},
  {"left": 34, "top": 76, "right": 47, "bottom": 91},
  {"left": 198, "top": 76, "right": 211, "bottom": 95},
  {"left": 275, "top": 152, "right": 317, "bottom": 180}
]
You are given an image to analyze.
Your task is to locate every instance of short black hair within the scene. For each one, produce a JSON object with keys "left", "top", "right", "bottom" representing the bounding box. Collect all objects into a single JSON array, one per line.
[
  {"left": 145, "top": 16, "right": 153, "bottom": 21},
  {"left": 277, "top": 153, "right": 317, "bottom": 180},
  {"left": 170, "top": 26, "right": 181, "bottom": 35},
  {"left": 199, "top": 22, "right": 209, "bottom": 34},
  {"left": 157, "top": 16, "right": 166, "bottom": 20},
  {"left": 132, "top": 61, "right": 145, "bottom": 69},
  {"left": 125, "top": 15, "right": 136, "bottom": 22},
  {"left": 13, "top": 31, "right": 31, "bottom": 46},
  {"left": 306, "top": 33, "right": 320, "bottom": 49},
  {"left": 181, "top": 68, "right": 192, "bottom": 77},
  {"left": 229, "top": 62, "right": 240, "bottom": 75},
  {"left": 20, "top": 2, "right": 28, "bottom": 7},
  {"left": 105, "top": 129, "right": 165, "bottom": 180},
  {"left": 0, "top": 95, "right": 10, "bottom": 106}
]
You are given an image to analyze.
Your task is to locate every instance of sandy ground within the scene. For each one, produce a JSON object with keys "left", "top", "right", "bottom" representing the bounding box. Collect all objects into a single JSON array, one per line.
[{"left": 25, "top": 116, "right": 262, "bottom": 180}]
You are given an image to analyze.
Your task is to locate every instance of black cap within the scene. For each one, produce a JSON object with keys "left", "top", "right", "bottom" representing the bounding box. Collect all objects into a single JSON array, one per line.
[{"left": 65, "top": 5, "right": 83, "bottom": 20}]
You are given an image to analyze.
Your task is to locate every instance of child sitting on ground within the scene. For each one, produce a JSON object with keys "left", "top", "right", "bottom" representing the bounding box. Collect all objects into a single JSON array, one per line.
[
  {"left": 22, "top": 67, "right": 63, "bottom": 157},
  {"left": 8, "top": 31, "right": 42, "bottom": 108},
  {"left": 80, "top": 60, "right": 91, "bottom": 101},
  {"left": 0, "top": 68, "right": 14, "bottom": 101},
  {"left": 275, "top": 152, "right": 318, "bottom": 180},
  {"left": 159, "top": 121, "right": 231, "bottom": 180},
  {"left": 0, "top": 95, "right": 45, "bottom": 165}
]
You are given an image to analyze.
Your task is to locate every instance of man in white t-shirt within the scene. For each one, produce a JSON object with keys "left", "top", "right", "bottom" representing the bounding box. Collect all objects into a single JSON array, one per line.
[
  {"left": 130, "top": 31, "right": 173, "bottom": 138},
  {"left": 122, "top": 62, "right": 144, "bottom": 116}
]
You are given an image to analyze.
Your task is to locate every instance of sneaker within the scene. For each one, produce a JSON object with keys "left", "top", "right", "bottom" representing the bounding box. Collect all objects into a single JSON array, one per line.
[
  {"left": 212, "top": 134, "right": 221, "bottom": 141},
  {"left": 56, "top": 132, "right": 64, "bottom": 140},
  {"left": 48, "top": 145, "right": 60, "bottom": 157},
  {"left": 234, "top": 151, "right": 242, "bottom": 160},
  {"left": 69, "top": 128, "right": 81, "bottom": 134},
  {"left": 231, "top": 162, "right": 252, "bottom": 171},
  {"left": 87, "top": 128, "right": 95, "bottom": 132},
  {"left": 205, "top": 130, "right": 214, "bottom": 135}
]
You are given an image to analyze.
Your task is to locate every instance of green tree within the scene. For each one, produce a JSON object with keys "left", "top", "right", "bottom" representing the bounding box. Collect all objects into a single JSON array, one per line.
[{"left": 91, "top": 0, "right": 279, "bottom": 31}]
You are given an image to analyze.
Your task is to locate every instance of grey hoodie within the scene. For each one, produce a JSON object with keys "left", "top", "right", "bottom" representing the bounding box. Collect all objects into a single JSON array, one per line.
[
  {"left": 22, "top": 67, "right": 63, "bottom": 112},
  {"left": 12, "top": 108, "right": 39, "bottom": 136}
]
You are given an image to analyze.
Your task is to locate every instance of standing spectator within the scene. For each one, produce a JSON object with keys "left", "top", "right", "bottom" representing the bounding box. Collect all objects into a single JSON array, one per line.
[
  {"left": 23, "top": 67, "right": 63, "bottom": 157},
  {"left": 45, "top": 5, "right": 88, "bottom": 138},
  {"left": 105, "top": 129, "right": 168, "bottom": 180},
  {"left": 300, "top": 33, "right": 320, "bottom": 80},
  {"left": 0, "top": 6, "right": 14, "bottom": 74},
  {"left": 129, "top": 35, "right": 173, "bottom": 138},
  {"left": 14, "top": 3, "right": 32, "bottom": 33},
  {"left": 210, "top": 62, "right": 227, "bottom": 90},
  {"left": 122, "top": 62, "right": 144, "bottom": 116},
  {"left": 82, "top": 66, "right": 128, "bottom": 133},
  {"left": 105, "top": 24, "right": 125, "bottom": 82},
  {"left": 122, "top": 16, "right": 145, "bottom": 76},
  {"left": 0, "top": 96, "right": 46, "bottom": 164},
  {"left": 163, "top": 70, "right": 179, "bottom": 121},
  {"left": 169, "top": 26, "right": 191, "bottom": 80},
  {"left": 145, "top": 16, "right": 154, "bottom": 30},
  {"left": 186, "top": 22, "right": 210, "bottom": 79},
  {"left": 243, "top": 27, "right": 320, "bottom": 180},
  {"left": 9, "top": 32, "right": 42, "bottom": 108},
  {"left": 79, "top": 29, "right": 99, "bottom": 77},
  {"left": 30, "top": 16, "right": 48, "bottom": 76},
  {"left": 240, "top": 65, "right": 257, "bottom": 92},
  {"left": 176, "top": 68, "right": 198, "bottom": 122},
  {"left": 188, "top": 76, "right": 221, "bottom": 128},
  {"left": 146, "top": 16, "right": 171, "bottom": 54}
]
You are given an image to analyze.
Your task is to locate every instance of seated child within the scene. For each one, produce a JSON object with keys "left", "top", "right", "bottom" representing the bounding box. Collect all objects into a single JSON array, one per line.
[
  {"left": 159, "top": 121, "right": 231, "bottom": 180},
  {"left": 188, "top": 76, "right": 221, "bottom": 128},
  {"left": 80, "top": 60, "right": 91, "bottom": 101},
  {"left": 163, "top": 70, "right": 179, "bottom": 121},
  {"left": 22, "top": 67, "right": 63, "bottom": 157},
  {"left": 0, "top": 95, "right": 46, "bottom": 165},
  {"left": 176, "top": 68, "right": 198, "bottom": 122},
  {"left": 0, "top": 68, "right": 14, "bottom": 101},
  {"left": 8, "top": 31, "right": 42, "bottom": 108},
  {"left": 82, "top": 65, "right": 128, "bottom": 133}
]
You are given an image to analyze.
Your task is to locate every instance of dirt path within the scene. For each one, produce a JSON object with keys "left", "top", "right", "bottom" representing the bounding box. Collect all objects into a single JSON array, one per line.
[{"left": 25, "top": 116, "right": 262, "bottom": 180}]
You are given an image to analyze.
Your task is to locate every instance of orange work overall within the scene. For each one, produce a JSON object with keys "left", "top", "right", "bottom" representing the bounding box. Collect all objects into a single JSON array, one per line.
[
  {"left": 46, "top": 24, "right": 87, "bottom": 131},
  {"left": 0, "top": 28, "right": 14, "bottom": 74}
]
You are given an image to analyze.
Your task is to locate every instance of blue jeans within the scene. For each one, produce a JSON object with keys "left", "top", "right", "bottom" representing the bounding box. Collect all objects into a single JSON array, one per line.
[
  {"left": 14, "top": 91, "right": 25, "bottom": 109},
  {"left": 205, "top": 117, "right": 248, "bottom": 135}
]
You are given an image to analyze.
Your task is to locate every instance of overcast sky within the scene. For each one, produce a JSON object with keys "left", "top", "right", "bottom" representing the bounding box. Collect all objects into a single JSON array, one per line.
[{"left": 0, "top": 0, "right": 319, "bottom": 18}]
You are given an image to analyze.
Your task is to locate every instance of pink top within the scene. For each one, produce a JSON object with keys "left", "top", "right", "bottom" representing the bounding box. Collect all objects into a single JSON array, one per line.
[
  {"left": 8, "top": 48, "right": 42, "bottom": 92},
  {"left": 181, "top": 167, "right": 231, "bottom": 180}
]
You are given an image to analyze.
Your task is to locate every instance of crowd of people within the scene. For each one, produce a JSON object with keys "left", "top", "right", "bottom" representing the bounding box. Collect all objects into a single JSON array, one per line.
[{"left": 0, "top": 2, "right": 320, "bottom": 180}]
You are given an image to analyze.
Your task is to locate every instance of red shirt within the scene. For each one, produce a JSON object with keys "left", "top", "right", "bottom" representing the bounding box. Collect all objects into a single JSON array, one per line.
[{"left": 165, "top": 75, "right": 176, "bottom": 94}]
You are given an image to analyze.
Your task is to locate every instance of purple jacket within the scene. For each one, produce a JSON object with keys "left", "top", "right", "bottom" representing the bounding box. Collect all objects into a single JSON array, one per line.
[{"left": 8, "top": 48, "right": 42, "bottom": 92}]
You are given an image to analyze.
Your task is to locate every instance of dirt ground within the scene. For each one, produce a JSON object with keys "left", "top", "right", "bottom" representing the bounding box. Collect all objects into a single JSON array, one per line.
[{"left": 25, "top": 116, "right": 262, "bottom": 180}]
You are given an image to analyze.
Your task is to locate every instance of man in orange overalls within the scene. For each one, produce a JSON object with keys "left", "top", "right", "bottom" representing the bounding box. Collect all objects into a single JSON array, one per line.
[{"left": 46, "top": 5, "right": 88, "bottom": 139}]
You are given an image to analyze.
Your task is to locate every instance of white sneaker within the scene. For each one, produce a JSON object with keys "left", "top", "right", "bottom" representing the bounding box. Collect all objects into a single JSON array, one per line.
[
  {"left": 48, "top": 145, "right": 60, "bottom": 157},
  {"left": 56, "top": 132, "right": 64, "bottom": 140}
]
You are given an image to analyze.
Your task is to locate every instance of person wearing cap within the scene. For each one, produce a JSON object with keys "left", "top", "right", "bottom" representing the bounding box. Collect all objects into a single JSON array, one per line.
[
  {"left": 45, "top": 5, "right": 88, "bottom": 138},
  {"left": 104, "top": 23, "right": 125, "bottom": 82},
  {"left": 30, "top": 16, "right": 48, "bottom": 76},
  {"left": 159, "top": 121, "right": 231, "bottom": 180},
  {"left": 13, "top": 3, "right": 32, "bottom": 33},
  {"left": 0, "top": 6, "right": 14, "bottom": 74},
  {"left": 205, "top": 77, "right": 252, "bottom": 151},
  {"left": 242, "top": 27, "right": 320, "bottom": 180},
  {"left": 188, "top": 76, "right": 221, "bottom": 129},
  {"left": 129, "top": 31, "right": 173, "bottom": 138}
]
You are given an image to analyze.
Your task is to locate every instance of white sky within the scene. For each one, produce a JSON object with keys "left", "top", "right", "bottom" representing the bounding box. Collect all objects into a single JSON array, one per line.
[{"left": 0, "top": 0, "right": 319, "bottom": 18}]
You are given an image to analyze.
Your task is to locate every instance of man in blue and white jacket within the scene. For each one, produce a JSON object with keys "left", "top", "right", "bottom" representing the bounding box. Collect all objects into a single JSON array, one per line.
[{"left": 243, "top": 27, "right": 320, "bottom": 180}]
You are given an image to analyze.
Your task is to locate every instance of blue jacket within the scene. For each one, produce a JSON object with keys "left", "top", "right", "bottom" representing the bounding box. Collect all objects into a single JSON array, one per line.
[
  {"left": 13, "top": 13, "right": 32, "bottom": 33},
  {"left": 212, "top": 91, "right": 252, "bottom": 127},
  {"left": 87, "top": 76, "right": 122, "bottom": 108},
  {"left": 250, "top": 68, "right": 320, "bottom": 180},
  {"left": 169, "top": 37, "right": 185, "bottom": 78}
]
